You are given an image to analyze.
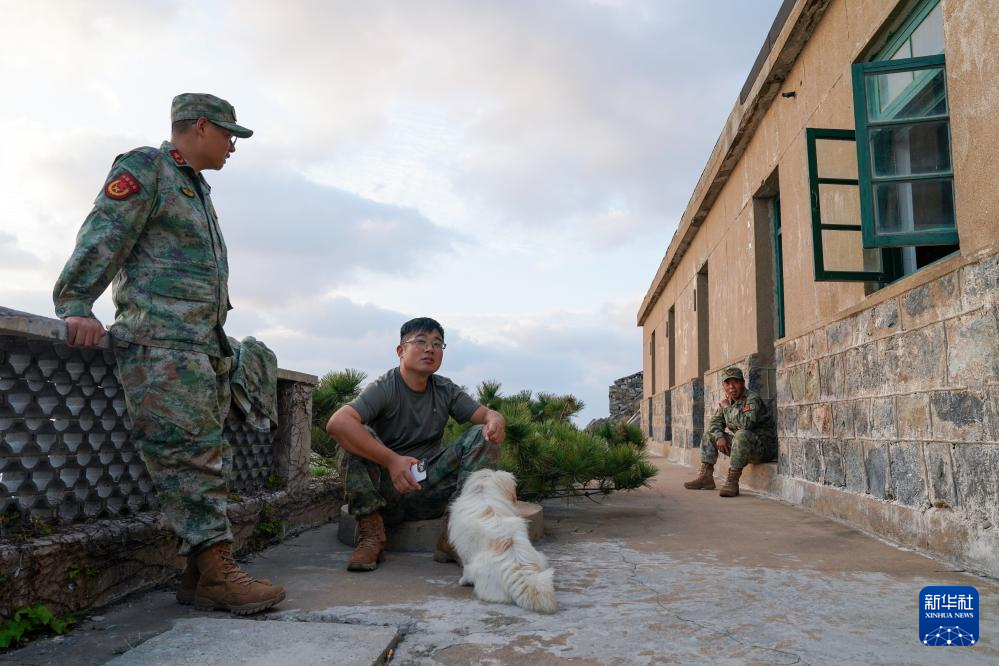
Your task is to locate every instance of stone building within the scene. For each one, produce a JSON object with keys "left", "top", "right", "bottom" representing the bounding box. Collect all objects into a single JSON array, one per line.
[
  {"left": 609, "top": 371, "right": 643, "bottom": 423},
  {"left": 638, "top": 0, "right": 998, "bottom": 576}
]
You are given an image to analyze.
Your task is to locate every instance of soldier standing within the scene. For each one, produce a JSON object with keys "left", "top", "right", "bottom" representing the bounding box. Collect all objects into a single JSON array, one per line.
[
  {"left": 53, "top": 94, "right": 285, "bottom": 615},
  {"left": 683, "top": 367, "right": 777, "bottom": 497}
]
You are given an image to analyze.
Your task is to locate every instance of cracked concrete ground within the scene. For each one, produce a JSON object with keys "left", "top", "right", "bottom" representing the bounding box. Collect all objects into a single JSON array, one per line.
[{"left": 4, "top": 458, "right": 997, "bottom": 665}]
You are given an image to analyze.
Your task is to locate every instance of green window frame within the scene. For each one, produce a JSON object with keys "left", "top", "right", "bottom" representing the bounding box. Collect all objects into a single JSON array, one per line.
[
  {"left": 852, "top": 53, "right": 957, "bottom": 248},
  {"left": 771, "top": 195, "right": 786, "bottom": 338},
  {"left": 806, "top": 128, "right": 892, "bottom": 282}
]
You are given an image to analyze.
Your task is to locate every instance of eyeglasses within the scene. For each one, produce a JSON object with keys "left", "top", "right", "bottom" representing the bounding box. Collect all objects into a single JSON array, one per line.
[
  {"left": 210, "top": 122, "right": 236, "bottom": 147},
  {"left": 402, "top": 337, "right": 446, "bottom": 351}
]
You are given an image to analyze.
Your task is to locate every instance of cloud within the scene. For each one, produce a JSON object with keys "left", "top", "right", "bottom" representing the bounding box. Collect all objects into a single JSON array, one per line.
[
  {"left": 0, "top": 233, "right": 41, "bottom": 270},
  {"left": 1, "top": 0, "right": 784, "bottom": 428},
  {"left": 227, "top": 295, "right": 641, "bottom": 426},
  {"left": 214, "top": 168, "right": 461, "bottom": 307}
]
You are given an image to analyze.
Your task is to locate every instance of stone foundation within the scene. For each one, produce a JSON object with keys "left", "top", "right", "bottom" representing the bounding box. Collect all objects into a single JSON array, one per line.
[
  {"left": 669, "top": 378, "right": 703, "bottom": 451},
  {"left": 0, "top": 478, "right": 341, "bottom": 620},
  {"left": 774, "top": 250, "right": 998, "bottom": 576}
]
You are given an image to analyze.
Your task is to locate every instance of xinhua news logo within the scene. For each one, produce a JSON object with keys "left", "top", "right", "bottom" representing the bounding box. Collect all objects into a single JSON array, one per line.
[{"left": 919, "top": 585, "right": 978, "bottom": 647}]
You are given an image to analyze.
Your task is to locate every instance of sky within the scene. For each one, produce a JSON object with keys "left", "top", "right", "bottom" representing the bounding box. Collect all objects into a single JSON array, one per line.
[{"left": 0, "top": 0, "right": 784, "bottom": 425}]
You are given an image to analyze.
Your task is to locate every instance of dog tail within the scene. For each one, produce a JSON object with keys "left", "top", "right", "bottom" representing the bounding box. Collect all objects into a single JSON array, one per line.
[{"left": 502, "top": 562, "right": 557, "bottom": 614}]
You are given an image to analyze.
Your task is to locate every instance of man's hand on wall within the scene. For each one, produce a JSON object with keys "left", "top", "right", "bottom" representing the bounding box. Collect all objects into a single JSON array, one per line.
[{"left": 65, "top": 316, "right": 107, "bottom": 347}]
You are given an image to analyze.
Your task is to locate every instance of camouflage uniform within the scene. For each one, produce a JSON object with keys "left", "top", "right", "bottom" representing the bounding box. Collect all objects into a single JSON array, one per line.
[
  {"left": 701, "top": 389, "right": 777, "bottom": 469},
  {"left": 343, "top": 426, "right": 499, "bottom": 524},
  {"left": 53, "top": 96, "right": 252, "bottom": 555}
]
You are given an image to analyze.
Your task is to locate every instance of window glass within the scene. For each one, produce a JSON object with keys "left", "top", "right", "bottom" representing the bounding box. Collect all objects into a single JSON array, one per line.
[
  {"left": 874, "top": 179, "right": 955, "bottom": 233},
  {"left": 820, "top": 229, "right": 884, "bottom": 272},
  {"left": 866, "top": 66, "right": 947, "bottom": 122},
  {"left": 910, "top": 3, "right": 944, "bottom": 57},
  {"left": 818, "top": 184, "right": 862, "bottom": 227},
  {"left": 870, "top": 121, "right": 951, "bottom": 177},
  {"left": 815, "top": 139, "right": 859, "bottom": 180}
]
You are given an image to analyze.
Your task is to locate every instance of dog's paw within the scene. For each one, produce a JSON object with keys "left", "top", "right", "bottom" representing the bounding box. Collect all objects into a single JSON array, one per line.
[{"left": 459, "top": 575, "right": 474, "bottom": 587}]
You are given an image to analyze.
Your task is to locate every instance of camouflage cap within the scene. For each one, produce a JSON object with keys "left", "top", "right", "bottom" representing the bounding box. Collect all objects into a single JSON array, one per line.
[
  {"left": 171, "top": 93, "right": 253, "bottom": 138},
  {"left": 720, "top": 367, "right": 745, "bottom": 382}
]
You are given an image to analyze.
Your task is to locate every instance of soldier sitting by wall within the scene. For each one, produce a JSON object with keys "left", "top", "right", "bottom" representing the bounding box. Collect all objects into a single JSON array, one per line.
[
  {"left": 683, "top": 367, "right": 777, "bottom": 497},
  {"left": 326, "top": 317, "right": 506, "bottom": 571}
]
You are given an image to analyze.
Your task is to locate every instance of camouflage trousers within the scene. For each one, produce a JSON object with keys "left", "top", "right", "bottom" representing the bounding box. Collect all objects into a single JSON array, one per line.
[
  {"left": 115, "top": 342, "right": 233, "bottom": 556},
  {"left": 343, "top": 425, "right": 500, "bottom": 524},
  {"left": 700, "top": 429, "right": 778, "bottom": 469}
]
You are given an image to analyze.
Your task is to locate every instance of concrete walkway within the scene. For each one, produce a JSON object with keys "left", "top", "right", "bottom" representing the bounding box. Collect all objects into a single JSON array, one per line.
[{"left": 3, "top": 457, "right": 997, "bottom": 665}]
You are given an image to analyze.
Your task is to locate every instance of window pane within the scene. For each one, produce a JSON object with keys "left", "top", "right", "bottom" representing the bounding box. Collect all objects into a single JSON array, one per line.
[
  {"left": 818, "top": 183, "right": 861, "bottom": 227},
  {"left": 911, "top": 3, "right": 944, "bottom": 57},
  {"left": 815, "top": 138, "right": 859, "bottom": 180},
  {"left": 873, "top": 179, "right": 955, "bottom": 233},
  {"left": 870, "top": 121, "right": 951, "bottom": 177},
  {"left": 890, "top": 41, "right": 912, "bottom": 60},
  {"left": 820, "top": 229, "right": 884, "bottom": 272},
  {"left": 866, "top": 66, "right": 947, "bottom": 122}
]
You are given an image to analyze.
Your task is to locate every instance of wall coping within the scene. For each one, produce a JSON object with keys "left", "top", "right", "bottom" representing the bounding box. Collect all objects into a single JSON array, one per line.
[{"left": 0, "top": 306, "right": 317, "bottom": 385}]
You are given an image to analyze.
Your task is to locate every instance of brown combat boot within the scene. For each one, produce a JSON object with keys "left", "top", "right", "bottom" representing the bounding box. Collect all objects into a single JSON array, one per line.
[
  {"left": 347, "top": 512, "right": 386, "bottom": 571},
  {"left": 176, "top": 557, "right": 198, "bottom": 605},
  {"left": 193, "top": 542, "right": 285, "bottom": 615},
  {"left": 683, "top": 463, "right": 716, "bottom": 490},
  {"left": 433, "top": 513, "right": 461, "bottom": 565},
  {"left": 719, "top": 467, "right": 744, "bottom": 497}
]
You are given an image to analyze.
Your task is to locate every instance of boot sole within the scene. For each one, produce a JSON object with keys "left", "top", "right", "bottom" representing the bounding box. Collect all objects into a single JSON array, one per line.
[
  {"left": 682, "top": 484, "right": 716, "bottom": 490},
  {"left": 193, "top": 590, "right": 286, "bottom": 615},
  {"left": 347, "top": 562, "right": 380, "bottom": 571},
  {"left": 347, "top": 551, "right": 385, "bottom": 571}
]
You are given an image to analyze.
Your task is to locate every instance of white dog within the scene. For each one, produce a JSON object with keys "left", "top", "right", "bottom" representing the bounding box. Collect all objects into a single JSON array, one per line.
[{"left": 448, "top": 469, "right": 557, "bottom": 613}]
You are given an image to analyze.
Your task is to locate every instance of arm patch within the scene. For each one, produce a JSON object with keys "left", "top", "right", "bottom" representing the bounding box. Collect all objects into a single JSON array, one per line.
[{"left": 104, "top": 172, "right": 141, "bottom": 200}]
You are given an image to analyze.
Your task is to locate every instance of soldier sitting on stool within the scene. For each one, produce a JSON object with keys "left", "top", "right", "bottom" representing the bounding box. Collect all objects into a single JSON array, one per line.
[
  {"left": 684, "top": 367, "right": 777, "bottom": 497},
  {"left": 326, "top": 317, "right": 506, "bottom": 571}
]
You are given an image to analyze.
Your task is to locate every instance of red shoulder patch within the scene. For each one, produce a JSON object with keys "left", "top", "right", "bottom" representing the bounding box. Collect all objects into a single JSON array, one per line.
[
  {"left": 170, "top": 149, "right": 186, "bottom": 165},
  {"left": 104, "top": 172, "right": 140, "bottom": 200},
  {"left": 741, "top": 404, "right": 752, "bottom": 413}
]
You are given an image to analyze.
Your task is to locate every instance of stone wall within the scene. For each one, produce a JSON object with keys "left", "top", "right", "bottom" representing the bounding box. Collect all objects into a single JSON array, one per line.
[
  {"left": 669, "top": 378, "right": 703, "bottom": 451},
  {"left": 609, "top": 371, "right": 642, "bottom": 422},
  {"left": 774, "top": 251, "right": 998, "bottom": 574},
  {"left": 703, "top": 353, "right": 777, "bottom": 438}
]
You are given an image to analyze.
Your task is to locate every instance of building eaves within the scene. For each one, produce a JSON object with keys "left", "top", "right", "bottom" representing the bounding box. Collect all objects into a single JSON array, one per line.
[{"left": 637, "top": 0, "right": 832, "bottom": 326}]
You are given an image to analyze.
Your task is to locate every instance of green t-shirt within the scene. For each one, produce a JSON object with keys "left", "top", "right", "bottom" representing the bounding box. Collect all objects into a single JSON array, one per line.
[{"left": 348, "top": 367, "right": 481, "bottom": 459}]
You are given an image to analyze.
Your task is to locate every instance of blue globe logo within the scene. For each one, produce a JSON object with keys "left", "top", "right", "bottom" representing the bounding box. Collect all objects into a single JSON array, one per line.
[{"left": 922, "top": 626, "right": 976, "bottom": 647}]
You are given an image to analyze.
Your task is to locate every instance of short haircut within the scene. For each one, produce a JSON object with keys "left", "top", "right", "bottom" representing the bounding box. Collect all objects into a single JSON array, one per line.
[
  {"left": 171, "top": 118, "right": 199, "bottom": 135},
  {"left": 400, "top": 317, "right": 444, "bottom": 341}
]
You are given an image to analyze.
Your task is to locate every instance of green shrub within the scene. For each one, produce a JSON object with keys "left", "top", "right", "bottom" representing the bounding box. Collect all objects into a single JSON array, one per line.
[
  {"left": 484, "top": 382, "right": 657, "bottom": 501},
  {"left": 0, "top": 605, "right": 75, "bottom": 650},
  {"left": 311, "top": 368, "right": 366, "bottom": 457}
]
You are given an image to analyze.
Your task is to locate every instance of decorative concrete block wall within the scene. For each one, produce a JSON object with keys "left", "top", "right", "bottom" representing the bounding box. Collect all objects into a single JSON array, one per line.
[
  {"left": 0, "top": 308, "right": 317, "bottom": 526},
  {"left": 0, "top": 307, "right": 333, "bottom": 619},
  {"left": 775, "top": 252, "right": 998, "bottom": 531}
]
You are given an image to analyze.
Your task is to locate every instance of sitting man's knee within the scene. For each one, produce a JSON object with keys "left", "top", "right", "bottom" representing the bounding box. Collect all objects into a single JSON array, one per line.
[{"left": 732, "top": 430, "right": 753, "bottom": 448}]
